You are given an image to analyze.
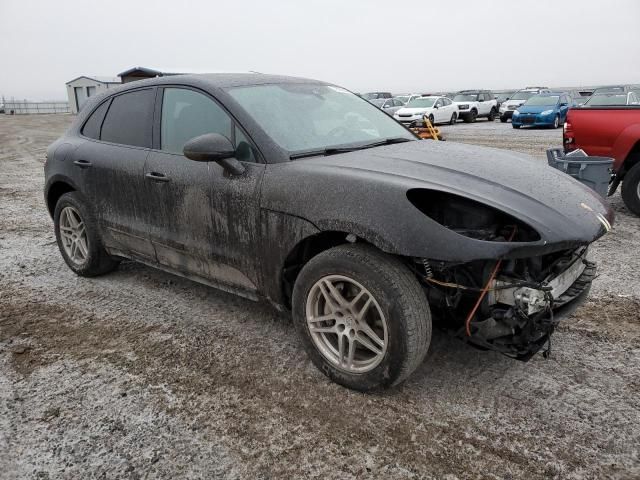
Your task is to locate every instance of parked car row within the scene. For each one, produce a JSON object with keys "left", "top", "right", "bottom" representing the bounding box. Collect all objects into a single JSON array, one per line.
[{"left": 361, "top": 84, "right": 640, "bottom": 129}]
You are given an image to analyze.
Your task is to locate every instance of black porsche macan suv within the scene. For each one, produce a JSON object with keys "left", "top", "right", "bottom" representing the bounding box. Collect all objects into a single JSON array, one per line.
[{"left": 45, "top": 74, "right": 613, "bottom": 391}]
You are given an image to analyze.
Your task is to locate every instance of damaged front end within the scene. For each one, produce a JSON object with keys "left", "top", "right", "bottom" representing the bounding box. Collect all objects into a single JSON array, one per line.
[{"left": 420, "top": 246, "right": 595, "bottom": 360}]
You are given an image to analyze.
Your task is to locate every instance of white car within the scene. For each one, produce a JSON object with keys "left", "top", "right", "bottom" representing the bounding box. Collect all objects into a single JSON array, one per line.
[
  {"left": 452, "top": 90, "right": 498, "bottom": 122},
  {"left": 500, "top": 88, "right": 550, "bottom": 122},
  {"left": 393, "top": 96, "right": 458, "bottom": 126}
]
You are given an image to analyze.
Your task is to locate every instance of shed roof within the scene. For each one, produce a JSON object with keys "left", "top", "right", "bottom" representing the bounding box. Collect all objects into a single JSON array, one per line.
[
  {"left": 66, "top": 75, "right": 121, "bottom": 85},
  {"left": 117, "top": 66, "right": 181, "bottom": 78}
]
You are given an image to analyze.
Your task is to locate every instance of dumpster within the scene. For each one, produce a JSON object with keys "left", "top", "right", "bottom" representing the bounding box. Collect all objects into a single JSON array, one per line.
[{"left": 546, "top": 148, "right": 613, "bottom": 198}]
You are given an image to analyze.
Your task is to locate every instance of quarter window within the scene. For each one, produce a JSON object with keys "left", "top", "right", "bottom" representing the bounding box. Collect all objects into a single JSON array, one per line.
[
  {"left": 161, "top": 88, "right": 232, "bottom": 155},
  {"left": 81, "top": 100, "right": 110, "bottom": 140},
  {"left": 101, "top": 89, "right": 154, "bottom": 148}
]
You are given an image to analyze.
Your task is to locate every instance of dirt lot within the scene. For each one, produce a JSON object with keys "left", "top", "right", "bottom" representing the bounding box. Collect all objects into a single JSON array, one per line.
[{"left": 1, "top": 115, "right": 639, "bottom": 480}]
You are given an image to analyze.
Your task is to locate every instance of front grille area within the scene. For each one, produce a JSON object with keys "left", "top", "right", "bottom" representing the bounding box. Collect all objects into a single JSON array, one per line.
[{"left": 521, "top": 116, "right": 536, "bottom": 124}]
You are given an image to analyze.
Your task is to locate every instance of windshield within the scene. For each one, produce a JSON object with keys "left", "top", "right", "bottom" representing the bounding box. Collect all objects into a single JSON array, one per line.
[
  {"left": 524, "top": 95, "right": 559, "bottom": 106},
  {"left": 453, "top": 94, "right": 478, "bottom": 102},
  {"left": 593, "top": 86, "right": 625, "bottom": 94},
  {"left": 395, "top": 96, "right": 410, "bottom": 104},
  {"left": 585, "top": 94, "right": 629, "bottom": 106},
  {"left": 495, "top": 92, "right": 515, "bottom": 101},
  {"left": 363, "top": 92, "right": 386, "bottom": 100},
  {"left": 511, "top": 91, "right": 535, "bottom": 101},
  {"left": 405, "top": 97, "right": 436, "bottom": 108},
  {"left": 227, "top": 84, "right": 414, "bottom": 153}
]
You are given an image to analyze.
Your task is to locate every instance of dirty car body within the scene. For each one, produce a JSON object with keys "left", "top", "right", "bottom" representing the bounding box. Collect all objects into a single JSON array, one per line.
[{"left": 45, "top": 74, "right": 613, "bottom": 388}]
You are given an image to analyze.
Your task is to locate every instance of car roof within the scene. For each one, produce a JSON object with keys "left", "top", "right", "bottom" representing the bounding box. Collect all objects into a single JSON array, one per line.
[{"left": 113, "top": 73, "right": 328, "bottom": 91}]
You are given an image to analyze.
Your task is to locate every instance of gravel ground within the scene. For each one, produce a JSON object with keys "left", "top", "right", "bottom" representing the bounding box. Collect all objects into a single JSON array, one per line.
[{"left": 1, "top": 115, "right": 639, "bottom": 480}]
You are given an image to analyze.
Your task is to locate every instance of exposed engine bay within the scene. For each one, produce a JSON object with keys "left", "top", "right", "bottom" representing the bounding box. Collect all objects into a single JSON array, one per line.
[{"left": 410, "top": 192, "right": 596, "bottom": 360}]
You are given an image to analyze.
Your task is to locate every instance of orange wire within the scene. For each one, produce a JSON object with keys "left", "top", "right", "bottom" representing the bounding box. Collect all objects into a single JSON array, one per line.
[{"left": 465, "top": 227, "right": 517, "bottom": 337}]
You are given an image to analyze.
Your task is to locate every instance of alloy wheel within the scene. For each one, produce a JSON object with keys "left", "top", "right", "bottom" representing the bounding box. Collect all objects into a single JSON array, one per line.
[
  {"left": 59, "top": 206, "right": 89, "bottom": 266},
  {"left": 305, "top": 275, "right": 388, "bottom": 373}
]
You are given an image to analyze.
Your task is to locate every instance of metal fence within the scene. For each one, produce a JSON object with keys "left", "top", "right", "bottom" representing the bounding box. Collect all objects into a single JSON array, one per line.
[{"left": 2, "top": 100, "right": 70, "bottom": 114}]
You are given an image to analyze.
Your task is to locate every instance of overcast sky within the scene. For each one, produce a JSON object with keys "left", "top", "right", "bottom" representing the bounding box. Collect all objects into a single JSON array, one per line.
[{"left": 1, "top": 0, "right": 639, "bottom": 100}]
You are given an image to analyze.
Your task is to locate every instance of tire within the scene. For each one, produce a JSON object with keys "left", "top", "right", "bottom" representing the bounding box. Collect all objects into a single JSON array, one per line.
[
  {"left": 449, "top": 113, "right": 457, "bottom": 125},
  {"left": 469, "top": 109, "right": 478, "bottom": 123},
  {"left": 488, "top": 108, "right": 496, "bottom": 121},
  {"left": 54, "top": 192, "right": 119, "bottom": 277},
  {"left": 552, "top": 115, "right": 560, "bottom": 129},
  {"left": 512, "top": 124, "right": 521, "bottom": 129},
  {"left": 621, "top": 163, "right": 640, "bottom": 216},
  {"left": 500, "top": 116, "right": 508, "bottom": 123},
  {"left": 292, "top": 244, "right": 431, "bottom": 391},
  {"left": 462, "top": 111, "right": 475, "bottom": 123},
  {"left": 428, "top": 114, "right": 435, "bottom": 125}
]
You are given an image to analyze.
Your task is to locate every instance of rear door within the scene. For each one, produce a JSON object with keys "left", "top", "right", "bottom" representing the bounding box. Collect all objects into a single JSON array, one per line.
[
  {"left": 143, "top": 86, "right": 265, "bottom": 294},
  {"left": 73, "top": 88, "right": 156, "bottom": 259}
]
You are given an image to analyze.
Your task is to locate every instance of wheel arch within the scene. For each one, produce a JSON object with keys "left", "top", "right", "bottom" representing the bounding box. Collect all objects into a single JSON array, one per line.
[
  {"left": 45, "top": 178, "right": 77, "bottom": 217},
  {"left": 621, "top": 140, "right": 640, "bottom": 175},
  {"left": 280, "top": 230, "right": 379, "bottom": 309}
]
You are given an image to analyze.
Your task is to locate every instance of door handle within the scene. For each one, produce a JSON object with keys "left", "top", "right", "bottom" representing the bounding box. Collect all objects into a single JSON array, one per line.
[
  {"left": 145, "top": 172, "right": 170, "bottom": 183},
  {"left": 73, "top": 159, "right": 92, "bottom": 168}
]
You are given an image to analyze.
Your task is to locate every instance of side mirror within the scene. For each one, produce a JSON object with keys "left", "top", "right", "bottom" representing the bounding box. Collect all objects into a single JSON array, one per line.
[
  {"left": 560, "top": 102, "right": 568, "bottom": 107},
  {"left": 183, "top": 133, "right": 245, "bottom": 176}
]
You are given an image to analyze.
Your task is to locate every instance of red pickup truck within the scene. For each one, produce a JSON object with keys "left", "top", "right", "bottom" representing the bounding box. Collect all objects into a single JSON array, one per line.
[{"left": 564, "top": 106, "right": 640, "bottom": 215}]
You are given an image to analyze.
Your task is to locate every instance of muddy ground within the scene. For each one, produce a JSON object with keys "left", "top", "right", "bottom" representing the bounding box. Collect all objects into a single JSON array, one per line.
[{"left": 1, "top": 115, "right": 638, "bottom": 480}]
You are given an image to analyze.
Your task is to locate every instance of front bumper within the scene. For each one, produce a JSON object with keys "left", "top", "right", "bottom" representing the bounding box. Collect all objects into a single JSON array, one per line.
[
  {"left": 395, "top": 115, "right": 424, "bottom": 125},
  {"left": 500, "top": 110, "right": 515, "bottom": 119},
  {"left": 512, "top": 113, "right": 555, "bottom": 127}
]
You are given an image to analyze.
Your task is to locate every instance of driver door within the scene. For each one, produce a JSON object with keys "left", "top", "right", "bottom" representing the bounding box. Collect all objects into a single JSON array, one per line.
[{"left": 143, "top": 86, "right": 265, "bottom": 294}]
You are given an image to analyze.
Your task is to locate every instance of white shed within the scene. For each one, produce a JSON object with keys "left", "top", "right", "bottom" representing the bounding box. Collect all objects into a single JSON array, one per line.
[{"left": 65, "top": 76, "right": 121, "bottom": 114}]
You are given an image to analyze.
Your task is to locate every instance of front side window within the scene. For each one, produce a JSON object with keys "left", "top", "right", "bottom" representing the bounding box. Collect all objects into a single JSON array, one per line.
[
  {"left": 101, "top": 89, "right": 154, "bottom": 147},
  {"left": 227, "top": 84, "right": 414, "bottom": 153},
  {"left": 161, "top": 88, "right": 232, "bottom": 155}
]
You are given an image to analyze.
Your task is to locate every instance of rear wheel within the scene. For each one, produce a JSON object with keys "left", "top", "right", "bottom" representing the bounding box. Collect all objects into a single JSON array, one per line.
[
  {"left": 621, "top": 163, "right": 640, "bottom": 216},
  {"left": 292, "top": 244, "right": 431, "bottom": 391},
  {"left": 449, "top": 113, "right": 457, "bottom": 125},
  {"left": 54, "top": 192, "right": 119, "bottom": 276},
  {"left": 500, "top": 116, "right": 508, "bottom": 123}
]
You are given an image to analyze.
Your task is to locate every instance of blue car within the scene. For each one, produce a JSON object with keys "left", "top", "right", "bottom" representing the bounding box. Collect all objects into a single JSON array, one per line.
[{"left": 512, "top": 92, "right": 572, "bottom": 129}]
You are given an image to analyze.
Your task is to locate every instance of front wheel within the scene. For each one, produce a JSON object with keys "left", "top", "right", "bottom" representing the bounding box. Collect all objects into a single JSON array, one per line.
[
  {"left": 428, "top": 114, "right": 435, "bottom": 125},
  {"left": 553, "top": 115, "right": 560, "bottom": 129},
  {"left": 54, "top": 192, "right": 119, "bottom": 276},
  {"left": 512, "top": 124, "right": 521, "bottom": 129},
  {"left": 621, "top": 163, "right": 640, "bottom": 216},
  {"left": 500, "top": 116, "right": 508, "bottom": 123},
  {"left": 488, "top": 108, "right": 496, "bottom": 121},
  {"left": 292, "top": 244, "right": 431, "bottom": 391}
]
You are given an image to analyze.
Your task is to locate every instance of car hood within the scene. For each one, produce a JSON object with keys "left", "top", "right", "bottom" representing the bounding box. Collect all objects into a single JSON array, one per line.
[
  {"left": 262, "top": 140, "right": 613, "bottom": 261},
  {"left": 517, "top": 104, "right": 558, "bottom": 114},
  {"left": 395, "top": 107, "right": 432, "bottom": 115}
]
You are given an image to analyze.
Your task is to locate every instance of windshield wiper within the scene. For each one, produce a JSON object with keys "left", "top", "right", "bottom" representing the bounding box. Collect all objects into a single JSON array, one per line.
[{"left": 290, "top": 137, "right": 413, "bottom": 160}]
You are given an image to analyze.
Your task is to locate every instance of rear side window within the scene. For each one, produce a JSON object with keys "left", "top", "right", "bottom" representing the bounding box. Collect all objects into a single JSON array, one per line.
[
  {"left": 81, "top": 101, "right": 110, "bottom": 140},
  {"left": 161, "top": 88, "right": 232, "bottom": 155},
  {"left": 101, "top": 89, "right": 154, "bottom": 148}
]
